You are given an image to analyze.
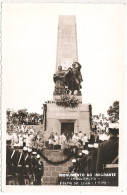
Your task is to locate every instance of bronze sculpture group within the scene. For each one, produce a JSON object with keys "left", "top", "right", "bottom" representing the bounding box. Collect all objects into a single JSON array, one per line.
[{"left": 53, "top": 62, "right": 83, "bottom": 95}]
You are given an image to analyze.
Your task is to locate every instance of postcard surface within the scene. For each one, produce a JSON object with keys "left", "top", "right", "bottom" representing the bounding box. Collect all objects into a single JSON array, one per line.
[{"left": 1, "top": 1, "right": 126, "bottom": 193}]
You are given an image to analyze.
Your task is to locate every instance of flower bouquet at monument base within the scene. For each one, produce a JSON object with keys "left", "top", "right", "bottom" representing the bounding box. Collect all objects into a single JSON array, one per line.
[{"left": 55, "top": 94, "right": 81, "bottom": 108}]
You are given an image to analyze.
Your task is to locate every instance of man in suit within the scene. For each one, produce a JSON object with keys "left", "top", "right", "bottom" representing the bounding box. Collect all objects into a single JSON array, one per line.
[
  {"left": 69, "top": 159, "right": 77, "bottom": 173},
  {"left": 6, "top": 138, "right": 13, "bottom": 177},
  {"left": 87, "top": 143, "right": 98, "bottom": 174},
  {"left": 25, "top": 148, "right": 33, "bottom": 176},
  {"left": 34, "top": 154, "right": 44, "bottom": 185},
  {"left": 31, "top": 151, "right": 37, "bottom": 184},
  {"left": 80, "top": 150, "right": 88, "bottom": 174},
  {"left": 89, "top": 131, "right": 95, "bottom": 144},
  {"left": 96, "top": 122, "right": 119, "bottom": 185},
  {"left": 11, "top": 144, "right": 20, "bottom": 176},
  {"left": 17, "top": 147, "right": 26, "bottom": 185}
]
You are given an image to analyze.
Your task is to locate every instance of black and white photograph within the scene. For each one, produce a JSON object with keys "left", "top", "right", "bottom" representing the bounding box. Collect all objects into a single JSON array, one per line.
[{"left": 1, "top": 1, "right": 126, "bottom": 192}]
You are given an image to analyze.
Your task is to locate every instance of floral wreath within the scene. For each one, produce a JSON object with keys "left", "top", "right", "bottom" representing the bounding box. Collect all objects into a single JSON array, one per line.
[{"left": 55, "top": 94, "right": 81, "bottom": 108}]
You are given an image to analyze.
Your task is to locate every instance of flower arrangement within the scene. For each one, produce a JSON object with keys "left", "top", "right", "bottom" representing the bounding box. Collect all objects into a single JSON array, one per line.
[{"left": 55, "top": 94, "right": 81, "bottom": 107}]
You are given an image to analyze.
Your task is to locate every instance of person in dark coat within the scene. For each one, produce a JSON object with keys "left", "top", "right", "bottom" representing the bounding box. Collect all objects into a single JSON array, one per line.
[
  {"left": 31, "top": 151, "right": 37, "bottom": 184},
  {"left": 34, "top": 154, "right": 44, "bottom": 185},
  {"left": 76, "top": 153, "right": 83, "bottom": 173},
  {"left": 6, "top": 139, "right": 13, "bottom": 176},
  {"left": 23, "top": 147, "right": 29, "bottom": 177},
  {"left": 69, "top": 159, "right": 77, "bottom": 173},
  {"left": 17, "top": 147, "right": 26, "bottom": 185},
  {"left": 11, "top": 144, "right": 20, "bottom": 176},
  {"left": 96, "top": 123, "right": 119, "bottom": 185},
  {"left": 25, "top": 148, "right": 33, "bottom": 176},
  {"left": 87, "top": 144, "right": 98, "bottom": 174},
  {"left": 89, "top": 131, "right": 95, "bottom": 144},
  {"left": 80, "top": 150, "right": 88, "bottom": 174}
]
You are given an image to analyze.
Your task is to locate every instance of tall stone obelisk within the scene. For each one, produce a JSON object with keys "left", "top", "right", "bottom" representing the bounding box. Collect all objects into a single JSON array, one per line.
[
  {"left": 56, "top": 15, "right": 78, "bottom": 71},
  {"left": 44, "top": 15, "right": 91, "bottom": 138}
]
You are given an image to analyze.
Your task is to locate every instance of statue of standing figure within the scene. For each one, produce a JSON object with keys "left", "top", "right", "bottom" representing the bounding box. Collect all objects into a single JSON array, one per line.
[
  {"left": 66, "top": 62, "right": 83, "bottom": 95},
  {"left": 53, "top": 62, "right": 83, "bottom": 95},
  {"left": 53, "top": 66, "right": 66, "bottom": 95}
]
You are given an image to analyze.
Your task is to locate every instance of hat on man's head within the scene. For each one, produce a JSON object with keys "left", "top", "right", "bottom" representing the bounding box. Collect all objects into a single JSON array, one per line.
[
  {"left": 88, "top": 144, "right": 94, "bottom": 148},
  {"left": 37, "top": 154, "right": 40, "bottom": 159},
  {"left": 23, "top": 147, "right": 28, "bottom": 151},
  {"left": 78, "top": 153, "right": 82, "bottom": 157},
  {"left": 72, "top": 159, "right": 76, "bottom": 163},
  {"left": 28, "top": 148, "right": 32, "bottom": 153},
  {"left": 32, "top": 151, "right": 37, "bottom": 155},
  {"left": 82, "top": 150, "right": 89, "bottom": 155},
  {"left": 13, "top": 143, "right": 18, "bottom": 148},
  {"left": 109, "top": 122, "right": 119, "bottom": 135}
]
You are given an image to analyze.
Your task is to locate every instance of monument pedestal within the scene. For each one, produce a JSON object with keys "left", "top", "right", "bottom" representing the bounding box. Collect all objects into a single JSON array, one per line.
[{"left": 45, "top": 102, "right": 91, "bottom": 138}]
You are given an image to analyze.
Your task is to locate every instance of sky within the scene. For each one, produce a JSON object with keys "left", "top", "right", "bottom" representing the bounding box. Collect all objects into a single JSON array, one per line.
[{"left": 2, "top": 3, "right": 125, "bottom": 115}]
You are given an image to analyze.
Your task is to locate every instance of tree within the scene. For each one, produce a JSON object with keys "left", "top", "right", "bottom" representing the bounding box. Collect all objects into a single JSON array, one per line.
[{"left": 107, "top": 101, "right": 119, "bottom": 122}]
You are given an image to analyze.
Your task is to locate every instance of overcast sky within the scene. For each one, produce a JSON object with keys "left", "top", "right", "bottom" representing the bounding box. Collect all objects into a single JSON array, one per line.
[{"left": 2, "top": 3, "right": 125, "bottom": 115}]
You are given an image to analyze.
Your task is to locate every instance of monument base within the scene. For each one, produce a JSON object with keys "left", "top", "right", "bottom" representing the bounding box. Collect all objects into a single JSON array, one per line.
[{"left": 44, "top": 102, "right": 92, "bottom": 139}]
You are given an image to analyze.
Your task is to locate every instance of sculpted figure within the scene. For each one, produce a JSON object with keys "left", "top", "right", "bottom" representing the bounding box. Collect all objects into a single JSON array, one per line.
[
  {"left": 66, "top": 62, "right": 83, "bottom": 94},
  {"left": 53, "top": 66, "right": 66, "bottom": 95}
]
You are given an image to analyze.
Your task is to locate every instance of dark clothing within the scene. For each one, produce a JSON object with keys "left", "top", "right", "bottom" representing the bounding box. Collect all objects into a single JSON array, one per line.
[
  {"left": 87, "top": 149, "right": 98, "bottom": 173},
  {"left": 31, "top": 157, "right": 37, "bottom": 175},
  {"left": 11, "top": 149, "right": 20, "bottom": 175},
  {"left": 69, "top": 68, "right": 80, "bottom": 92},
  {"left": 94, "top": 134, "right": 99, "bottom": 143},
  {"left": 24, "top": 155, "right": 33, "bottom": 176},
  {"left": 89, "top": 134, "right": 95, "bottom": 144},
  {"left": 76, "top": 158, "right": 82, "bottom": 173},
  {"left": 69, "top": 164, "right": 77, "bottom": 173},
  {"left": 34, "top": 160, "right": 44, "bottom": 185},
  {"left": 80, "top": 155, "right": 88, "bottom": 173},
  {"left": 6, "top": 147, "right": 13, "bottom": 176},
  {"left": 66, "top": 66, "right": 83, "bottom": 93},
  {"left": 17, "top": 152, "right": 25, "bottom": 166},
  {"left": 96, "top": 136, "right": 119, "bottom": 173},
  {"left": 17, "top": 152, "right": 25, "bottom": 185},
  {"left": 6, "top": 147, "right": 19, "bottom": 176}
]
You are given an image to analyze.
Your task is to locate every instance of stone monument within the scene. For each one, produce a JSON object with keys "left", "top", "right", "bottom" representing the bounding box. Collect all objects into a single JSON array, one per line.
[
  {"left": 43, "top": 16, "right": 92, "bottom": 138},
  {"left": 56, "top": 15, "right": 78, "bottom": 71}
]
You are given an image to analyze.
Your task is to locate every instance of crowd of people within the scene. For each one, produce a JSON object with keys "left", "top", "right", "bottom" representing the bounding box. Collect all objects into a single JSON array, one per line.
[
  {"left": 47, "top": 129, "right": 110, "bottom": 150},
  {"left": 7, "top": 143, "right": 44, "bottom": 185},
  {"left": 92, "top": 113, "right": 112, "bottom": 132},
  {"left": 6, "top": 109, "right": 43, "bottom": 127},
  {"left": 6, "top": 125, "right": 45, "bottom": 185},
  {"left": 67, "top": 122, "right": 119, "bottom": 185},
  {"left": 6, "top": 120, "right": 119, "bottom": 185},
  {"left": 6, "top": 125, "right": 44, "bottom": 150}
]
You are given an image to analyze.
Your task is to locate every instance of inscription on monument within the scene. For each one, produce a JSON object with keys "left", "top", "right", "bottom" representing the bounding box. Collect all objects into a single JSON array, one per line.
[
  {"left": 48, "top": 104, "right": 89, "bottom": 111},
  {"left": 56, "top": 112, "right": 79, "bottom": 117},
  {"left": 56, "top": 15, "right": 78, "bottom": 71}
]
